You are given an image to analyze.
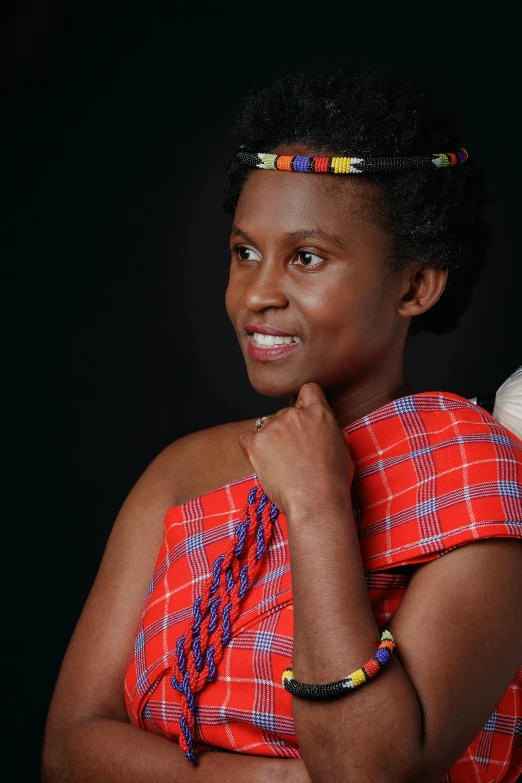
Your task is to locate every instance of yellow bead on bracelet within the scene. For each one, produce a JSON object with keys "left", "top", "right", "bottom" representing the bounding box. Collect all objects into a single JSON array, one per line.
[{"left": 350, "top": 668, "right": 366, "bottom": 687}]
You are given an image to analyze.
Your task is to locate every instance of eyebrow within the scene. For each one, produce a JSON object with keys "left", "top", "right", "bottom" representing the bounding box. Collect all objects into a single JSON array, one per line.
[
  {"left": 229, "top": 225, "right": 349, "bottom": 251},
  {"left": 229, "top": 226, "right": 257, "bottom": 245}
]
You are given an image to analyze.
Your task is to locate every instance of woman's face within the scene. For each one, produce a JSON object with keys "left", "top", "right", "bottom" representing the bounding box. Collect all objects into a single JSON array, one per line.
[{"left": 225, "top": 155, "right": 410, "bottom": 400}]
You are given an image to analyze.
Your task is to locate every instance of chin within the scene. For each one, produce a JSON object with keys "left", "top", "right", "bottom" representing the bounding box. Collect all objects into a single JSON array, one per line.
[
  {"left": 248, "top": 373, "right": 298, "bottom": 397},
  {"left": 246, "top": 367, "right": 307, "bottom": 399},
  {"left": 248, "top": 379, "right": 295, "bottom": 398}
]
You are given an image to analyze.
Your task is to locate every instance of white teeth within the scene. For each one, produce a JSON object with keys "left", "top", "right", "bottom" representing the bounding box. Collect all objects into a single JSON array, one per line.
[{"left": 252, "top": 332, "right": 301, "bottom": 347}]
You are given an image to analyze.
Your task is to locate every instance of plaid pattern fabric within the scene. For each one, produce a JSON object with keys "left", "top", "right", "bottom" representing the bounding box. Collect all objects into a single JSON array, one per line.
[{"left": 124, "top": 391, "right": 522, "bottom": 780}]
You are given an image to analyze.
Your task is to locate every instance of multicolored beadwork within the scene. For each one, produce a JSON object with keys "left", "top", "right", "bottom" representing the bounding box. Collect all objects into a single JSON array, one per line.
[
  {"left": 281, "top": 629, "right": 396, "bottom": 700},
  {"left": 236, "top": 149, "right": 469, "bottom": 174}
]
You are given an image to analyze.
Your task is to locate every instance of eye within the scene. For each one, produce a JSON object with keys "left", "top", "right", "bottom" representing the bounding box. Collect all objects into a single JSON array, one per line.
[
  {"left": 233, "top": 245, "right": 261, "bottom": 262},
  {"left": 293, "top": 250, "right": 324, "bottom": 268}
]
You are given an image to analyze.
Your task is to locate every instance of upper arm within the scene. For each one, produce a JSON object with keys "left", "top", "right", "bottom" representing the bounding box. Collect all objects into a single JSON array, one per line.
[
  {"left": 387, "top": 537, "right": 522, "bottom": 779},
  {"left": 45, "top": 437, "right": 187, "bottom": 734}
]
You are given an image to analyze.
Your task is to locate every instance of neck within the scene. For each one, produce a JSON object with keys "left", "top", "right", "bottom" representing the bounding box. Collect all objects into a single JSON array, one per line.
[{"left": 288, "top": 369, "right": 415, "bottom": 430}]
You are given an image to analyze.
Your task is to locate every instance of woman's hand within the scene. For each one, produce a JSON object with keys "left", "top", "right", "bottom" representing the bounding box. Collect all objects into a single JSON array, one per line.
[{"left": 238, "top": 382, "right": 354, "bottom": 515}]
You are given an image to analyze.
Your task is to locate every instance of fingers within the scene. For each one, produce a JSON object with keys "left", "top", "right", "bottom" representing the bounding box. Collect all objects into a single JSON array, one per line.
[{"left": 295, "top": 382, "right": 327, "bottom": 408}]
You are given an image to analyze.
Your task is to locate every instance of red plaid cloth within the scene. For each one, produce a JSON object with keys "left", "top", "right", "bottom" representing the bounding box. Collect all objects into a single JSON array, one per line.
[{"left": 124, "top": 391, "right": 522, "bottom": 781}]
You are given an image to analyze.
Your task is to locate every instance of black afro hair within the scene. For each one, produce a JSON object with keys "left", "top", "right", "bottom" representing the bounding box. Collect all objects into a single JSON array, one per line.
[{"left": 221, "top": 69, "right": 491, "bottom": 336}]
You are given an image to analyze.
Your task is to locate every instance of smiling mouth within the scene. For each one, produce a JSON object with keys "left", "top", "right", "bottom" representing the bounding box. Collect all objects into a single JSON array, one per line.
[
  {"left": 249, "top": 332, "right": 302, "bottom": 347},
  {"left": 246, "top": 333, "right": 302, "bottom": 361}
]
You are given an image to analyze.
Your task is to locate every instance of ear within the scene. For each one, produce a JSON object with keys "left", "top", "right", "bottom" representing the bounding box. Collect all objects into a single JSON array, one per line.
[{"left": 396, "top": 265, "right": 448, "bottom": 319}]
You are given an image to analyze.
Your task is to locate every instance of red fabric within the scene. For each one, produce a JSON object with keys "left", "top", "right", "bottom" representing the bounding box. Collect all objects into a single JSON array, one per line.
[{"left": 124, "top": 391, "right": 522, "bottom": 781}]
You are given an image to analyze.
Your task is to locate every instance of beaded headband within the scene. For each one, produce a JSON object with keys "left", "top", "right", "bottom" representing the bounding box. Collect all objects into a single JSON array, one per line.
[{"left": 236, "top": 148, "right": 469, "bottom": 174}]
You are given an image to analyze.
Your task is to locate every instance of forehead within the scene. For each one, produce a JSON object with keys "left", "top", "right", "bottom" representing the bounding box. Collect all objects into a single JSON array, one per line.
[{"left": 234, "top": 167, "right": 384, "bottom": 241}]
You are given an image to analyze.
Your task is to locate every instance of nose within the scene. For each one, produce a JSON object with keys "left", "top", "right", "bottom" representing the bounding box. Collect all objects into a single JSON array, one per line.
[{"left": 242, "top": 259, "right": 289, "bottom": 312}]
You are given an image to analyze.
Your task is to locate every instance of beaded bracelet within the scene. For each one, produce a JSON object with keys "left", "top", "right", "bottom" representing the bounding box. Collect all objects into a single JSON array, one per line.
[{"left": 282, "top": 629, "right": 396, "bottom": 700}]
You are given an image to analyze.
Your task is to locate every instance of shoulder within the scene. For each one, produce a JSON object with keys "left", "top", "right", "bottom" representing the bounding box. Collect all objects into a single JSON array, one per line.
[
  {"left": 356, "top": 391, "right": 522, "bottom": 570},
  {"left": 443, "top": 392, "right": 522, "bottom": 474},
  {"left": 154, "top": 417, "right": 259, "bottom": 506},
  {"left": 411, "top": 390, "right": 522, "bottom": 456},
  {"left": 41, "top": 416, "right": 260, "bottom": 731},
  {"left": 417, "top": 392, "right": 522, "bottom": 524}
]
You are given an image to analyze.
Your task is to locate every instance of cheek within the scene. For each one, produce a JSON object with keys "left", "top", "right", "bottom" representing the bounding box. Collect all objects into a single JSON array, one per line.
[
  {"left": 308, "top": 278, "right": 393, "bottom": 365},
  {"left": 224, "top": 276, "right": 239, "bottom": 323},
  {"left": 305, "top": 278, "right": 382, "bottom": 335}
]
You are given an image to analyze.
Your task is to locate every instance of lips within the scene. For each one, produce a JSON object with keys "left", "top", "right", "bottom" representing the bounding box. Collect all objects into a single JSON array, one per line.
[
  {"left": 244, "top": 324, "right": 299, "bottom": 337},
  {"left": 246, "top": 333, "right": 302, "bottom": 361}
]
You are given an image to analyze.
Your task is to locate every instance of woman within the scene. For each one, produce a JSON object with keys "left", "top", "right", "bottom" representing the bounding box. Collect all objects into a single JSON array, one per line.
[{"left": 42, "top": 70, "right": 522, "bottom": 782}]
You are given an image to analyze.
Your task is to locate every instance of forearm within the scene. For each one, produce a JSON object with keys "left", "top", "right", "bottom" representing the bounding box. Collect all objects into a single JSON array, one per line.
[
  {"left": 287, "top": 498, "right": 423, "bottom": 783},
  {"left": 42, "top": 717, "right": 310, "bottom": 783}
]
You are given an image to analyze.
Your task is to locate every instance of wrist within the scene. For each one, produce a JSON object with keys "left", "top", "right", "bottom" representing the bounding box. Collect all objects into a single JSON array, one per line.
[{"left": 285, "top": 484, "right": 353, "bottom": 519}]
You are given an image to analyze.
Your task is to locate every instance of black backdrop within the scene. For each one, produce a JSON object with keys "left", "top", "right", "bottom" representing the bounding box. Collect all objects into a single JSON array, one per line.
[{"left": 3, "top": 3, "right": 521, "bottom": 778}]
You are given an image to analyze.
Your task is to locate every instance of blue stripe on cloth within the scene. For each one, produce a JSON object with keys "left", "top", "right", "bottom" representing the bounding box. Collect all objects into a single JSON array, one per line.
[
  {"left": 254, "top": 631, "right": 275, "bottom": 653},
  {"left": 134, "top": 630, "right": 145, "bottom": 654},
  {"left": 490, "top": 432, "right": 520, "bottom": 447},
  {"left": 416, "top": 497, "right": 439, "bottom": 517},
  {"left": 186, "top": 531, "right": 204, "bottom": 553},
  {"left": 356, "top": 437, "right": 521, "bottom": 481},
  {"left": 137, "top": 671, "right": 150, "bottom": 693},
  {"left": 145, "top": 574, "right": 155, "bottom": 597},
  {"left": 498, "top": 480, "right": 521, "bottom": 498},
  {"left": 252, "top": 710, "right": 277, "bottom": 732},
  {"left": 482, "top": 712, "right": 498, "bottom": 733},
  {"left": 394, "top": 396, "right": 418, "bottom": 414}
]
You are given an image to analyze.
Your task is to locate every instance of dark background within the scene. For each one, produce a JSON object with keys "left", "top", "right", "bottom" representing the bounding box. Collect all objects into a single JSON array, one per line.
[{"left": 2, "top": 3, "right": 521, "bottom": 778}]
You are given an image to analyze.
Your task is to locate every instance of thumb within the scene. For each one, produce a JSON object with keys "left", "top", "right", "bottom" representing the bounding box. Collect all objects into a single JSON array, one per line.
[{"left": 295, "top": 382, "right": 328, "bottom": 408}]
